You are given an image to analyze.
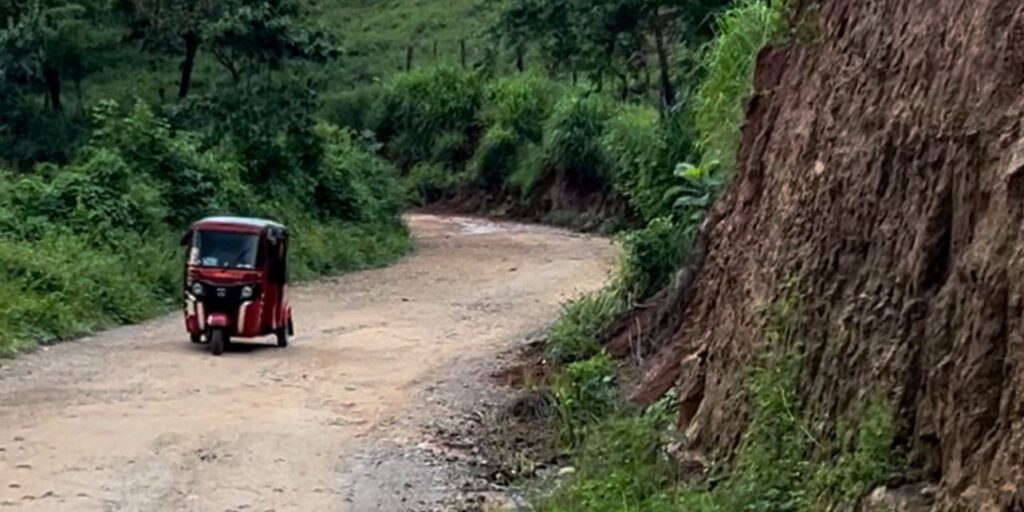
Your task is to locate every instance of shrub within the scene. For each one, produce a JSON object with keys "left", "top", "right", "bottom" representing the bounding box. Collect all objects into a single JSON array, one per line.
[
  {"left": 551, "top": 352, "right": 618, "bottom": 447},
  {"left": 471, "top": 74, "right": 561, "bottom": 192},
  {"left": 5, "top": 149, "right": 166, "bottom": 246},
  {"left": 616, "top": 217, "right": 689, "bottom": 302},
  {"left": 666, "top": 160, "right": 724, "bottom": 228},
  {"left": 373, "top": 66, "right": 484, "bottom": 169},
  {"left": 602, "top": 104, "right": 670, "bottom": 222},
  {"left": 547, "top": 289, "right": 624, "bottom": 364},
  {"left": 312, "top": 123, "right": 404, "bottom": 223},
  {"left": 542, "top": 93, "right": 615, "bottom": 193},
  {"left": 430, "top": 130, "right": 472, "bottom": 165},
  {"left": 285, "top": 213, "right": 411, "bottom": 280},
  {"left": 506, "top": 142, "right": 545, "bottom": 197},
  {"left": 91, "top": 100, "right": 232, "bottom": 227},
  {"left": 404, "top": 162, "right": 466, "bottom": 205},
  {"left": 322, "top": 84, "right": 384, "bottom": 132},
  {"left": 472, "top": 125, "right": 521, "bottom": 190},
  {"left": 482, "top": 73, "right": 559, "bottom": 143}
]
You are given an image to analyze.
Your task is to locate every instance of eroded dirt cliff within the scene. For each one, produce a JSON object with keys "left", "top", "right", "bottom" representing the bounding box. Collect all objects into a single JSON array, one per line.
[{"left": 616, "top": 1, "right": 1024, "bottom": 510}]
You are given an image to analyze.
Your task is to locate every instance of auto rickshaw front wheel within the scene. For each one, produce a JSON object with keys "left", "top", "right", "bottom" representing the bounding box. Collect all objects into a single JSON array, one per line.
[
  {"left": 209, "top": 329, "right": 227, "bottom": 356},
  {"left": 190, "top": 332, "right": 202, "bottom": 344},
  {"left": 276, "top": 323, "right": 289, "bottom": 348}
]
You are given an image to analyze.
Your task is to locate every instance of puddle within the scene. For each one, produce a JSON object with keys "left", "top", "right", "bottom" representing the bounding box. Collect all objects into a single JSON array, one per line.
[{"left": 456, "top": 219, "right": 506, "bottom": 235}]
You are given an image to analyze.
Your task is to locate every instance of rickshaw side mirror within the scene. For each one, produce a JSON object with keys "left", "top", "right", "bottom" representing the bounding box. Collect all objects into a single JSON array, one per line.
[{"left": 180, "top": 230, "right": 193, "bottom": 247}]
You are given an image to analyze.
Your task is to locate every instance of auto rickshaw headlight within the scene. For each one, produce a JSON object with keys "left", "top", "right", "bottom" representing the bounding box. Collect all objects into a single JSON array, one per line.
[
  {"left": 240, "top": 285, "right": 254, "bottom": 300},
  {"left": 190, "top": 282, "right": 204, "bottom": 296}
]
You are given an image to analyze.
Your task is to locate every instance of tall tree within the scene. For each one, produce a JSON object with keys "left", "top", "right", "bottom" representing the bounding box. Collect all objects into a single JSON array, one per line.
[
  {"left": 0, "top": 1, "right": 116, "bottom": 112},
  {"left": 119, "top": 0, "right": 229, "bottom": 99},
  {"left": 204, "top": 0, "right": 338, "bottom": 85}
]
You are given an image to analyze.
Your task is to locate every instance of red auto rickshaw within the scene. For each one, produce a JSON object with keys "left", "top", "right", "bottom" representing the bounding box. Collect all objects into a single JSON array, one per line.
[{"left": 181, "top": 216, "right": 294, "bottom": 356}]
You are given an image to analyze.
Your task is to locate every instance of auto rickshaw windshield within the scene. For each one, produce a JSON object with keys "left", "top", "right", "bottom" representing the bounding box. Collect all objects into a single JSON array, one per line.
[{"left": 192, "top": 230, "right": 261, "bottom": 269}]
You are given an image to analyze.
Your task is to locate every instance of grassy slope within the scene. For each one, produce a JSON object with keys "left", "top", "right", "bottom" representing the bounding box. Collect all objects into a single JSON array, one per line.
[
  {"left": 322, "top": 0, "right": 498, "bottom": 83},
  {"left": 67, "top": 0, "right": 497, "bottom": 114}
]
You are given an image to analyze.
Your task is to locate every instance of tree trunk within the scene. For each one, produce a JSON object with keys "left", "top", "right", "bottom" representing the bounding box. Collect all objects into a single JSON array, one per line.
[
  {"left": 178, "top": 31, "right": 200, "bottom": 99},
  {"left": 406, "top": 45, "right": 414, "bottom": 71},
  {"left": 460, "top": 39, "right": 467, "bottom": 68},
  {"left": 75, "top": 78, "right": 84, "bottom": 116},
  {"left": 43, "top": 66, "right": 62, "bottom": 113},
  {"left": 515, "top": 47, "right": 524, "bottom": 72},
  {"left": 651, "top": 9, "right": 676, "bottom": 109}
]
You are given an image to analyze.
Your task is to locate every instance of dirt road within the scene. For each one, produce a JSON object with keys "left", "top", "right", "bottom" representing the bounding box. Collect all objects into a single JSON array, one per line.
[{"left": 0, "top": 215, "right": 616, "bottom": 511}]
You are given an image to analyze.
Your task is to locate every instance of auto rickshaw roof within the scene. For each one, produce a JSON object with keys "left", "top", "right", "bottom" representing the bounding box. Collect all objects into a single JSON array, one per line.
[{"left": 191, "top": 216, "right": 288, "bottom": 234}]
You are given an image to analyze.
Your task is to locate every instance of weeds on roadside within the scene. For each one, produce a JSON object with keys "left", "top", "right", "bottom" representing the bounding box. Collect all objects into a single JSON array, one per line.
[
  {"left": 551, "top": 352, "right": 618, "bottom": 448},
  {"left": 546, "top": 289, "right": 625, "bottom": 365},
  {"left": 536, "top": 285, "right": 899, "bottom": 512}
]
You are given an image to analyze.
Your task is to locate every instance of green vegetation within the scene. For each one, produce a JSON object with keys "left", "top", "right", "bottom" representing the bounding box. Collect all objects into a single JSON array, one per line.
[
  {"left": 0, "top": 99, "right": 409, "bottom": 356},
  {"left": 0, "top": 0, "right": 411, "bottom": 356},
  {"left": 538, "top": 287, "right": 898, "bottom": 512},
  {"left": 694, "top": 0, "right": 789, "bottom": 172},
  {"left": 546, "top": 290, "right": 624, "bottom": 364}
]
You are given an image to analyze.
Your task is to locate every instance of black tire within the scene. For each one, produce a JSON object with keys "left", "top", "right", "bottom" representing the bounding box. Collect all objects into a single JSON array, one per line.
[
  {"left": 276, "top": 325, "right": 289, "bottom": 348},
  {"left": 210, "top": 329, "right": 225, "bottom": 356},
  {"left": 190, "top": 332, "right": 203, "bottom": 344}
]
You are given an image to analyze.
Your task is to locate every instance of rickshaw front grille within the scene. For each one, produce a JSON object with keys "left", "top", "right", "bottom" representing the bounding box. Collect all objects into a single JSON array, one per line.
[{"left": 197, "top": 284, "right": 245, "bottom": 313}]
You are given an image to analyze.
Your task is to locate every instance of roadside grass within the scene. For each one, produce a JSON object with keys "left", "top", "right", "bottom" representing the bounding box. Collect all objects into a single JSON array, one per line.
[
  {"left": 546, "top": 289, "right": 625, "bottom": 365},
  {"left": 0, "top": 221, "right": 410, "bottom": 357},
  {"left": 533, "top": 286, "right": 898, "bottom": 512},
  {"left": 694, "top": 0, "right": 790, "bottom": 174}
]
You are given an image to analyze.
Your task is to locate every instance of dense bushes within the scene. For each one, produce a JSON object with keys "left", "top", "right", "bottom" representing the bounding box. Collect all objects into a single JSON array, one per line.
[
  {"left": 0, "top": 100, "right": 409, "bottom": 356},
  {"left": 372, "top": 66, "right": 484, "bottom": 170},
  {"left": 541, "top": 93, "right": 616, "bottom": 193}
]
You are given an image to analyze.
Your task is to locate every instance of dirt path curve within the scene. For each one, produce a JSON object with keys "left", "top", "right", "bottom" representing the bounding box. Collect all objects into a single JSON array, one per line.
[{"left": 0, "top": 215, "right": 616, "bottom": 511}]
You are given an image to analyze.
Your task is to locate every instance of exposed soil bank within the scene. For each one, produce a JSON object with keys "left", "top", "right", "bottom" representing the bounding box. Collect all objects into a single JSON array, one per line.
[
  {"left": 611, "top": 2, "right": 1024, "bottom": 510},
  {"left": 0, "top": 214, "right": 617, "bottom": 511}
]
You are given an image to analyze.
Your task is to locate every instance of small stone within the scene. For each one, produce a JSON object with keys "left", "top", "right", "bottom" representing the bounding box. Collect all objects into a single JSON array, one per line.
[{"left": 14, "top": 464, "right": 31, "bottom": 470}]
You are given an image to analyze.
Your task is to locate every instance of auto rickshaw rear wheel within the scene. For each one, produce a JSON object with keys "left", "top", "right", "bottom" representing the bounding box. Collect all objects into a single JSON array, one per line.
[{"left": 209, "top": 329, "right": 226, "bottom": 356}]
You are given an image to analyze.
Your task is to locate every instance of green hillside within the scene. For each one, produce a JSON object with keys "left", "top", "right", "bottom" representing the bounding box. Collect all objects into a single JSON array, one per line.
[{"left": 324, "top": 0, "right": 498, "bottom": 82}]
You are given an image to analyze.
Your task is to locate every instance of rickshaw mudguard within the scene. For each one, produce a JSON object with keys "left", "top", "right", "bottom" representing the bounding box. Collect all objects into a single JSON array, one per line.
[{"left": 206, "top": 313, "right": 231, "bottom": 328}]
